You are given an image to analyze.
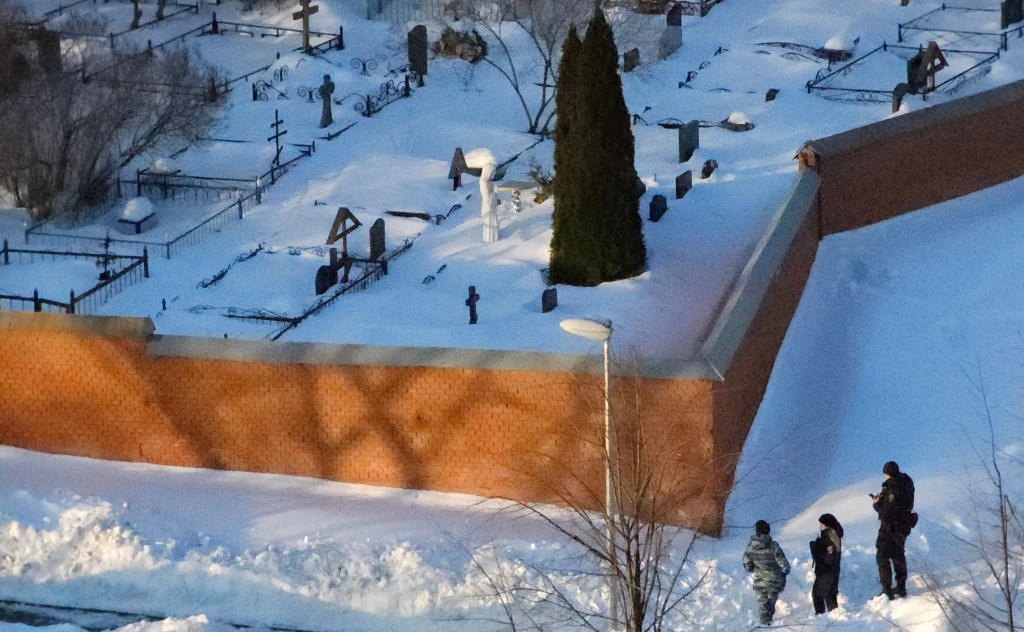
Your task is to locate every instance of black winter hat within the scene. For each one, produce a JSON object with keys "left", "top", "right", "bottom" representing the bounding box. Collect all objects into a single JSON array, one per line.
[
  {"left": 755, "top": 520, "right": 770, "bottom": 536},
  {"left": 818, "top": 513, "right": 844, "bottom": 538},
  {"left": 883, "top": 461, "right": 900, "bottom": 476}
]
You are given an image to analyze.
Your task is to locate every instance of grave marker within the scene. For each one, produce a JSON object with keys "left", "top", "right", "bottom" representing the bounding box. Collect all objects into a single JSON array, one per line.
[
  {"left": 675, "top": 171, "right": 692, "bottom": 199},
  {"left": 369, "top": 218, "right": 386, "bottom": 260},
  {"left": 649, "top": 194, "right": 668, "bottom": 222},
  {"left": 267, "top": 110, "right": 287, "bottom": 170},
  {"left": 408, "top": 25, "right": 428, "bottom": 76},
  {"left": 765, "top": 88, "right": 779, "bottom": 101},
  {"left": 293, "top": 0, "right": 320, "bottom": 54},
  {"left": 666, "top": 2, "right": 684, "bottom": 26},
  {"left": 678, "top": 120, "right": 699, "bottom": 162},
  {"left": 906, "top": 41, "right": 947, "bottom": 94},
  {"left": 701, "top": 159, "right": 717, "bottom": 179},
  {"left": 465, "top": 285, "right": 480, "bottom": 324},
  {"left": 623, "top": 47, "right": 640, "bottom": 72},
  {"left": 1003, "top": 0, "right": 1023, "bottom": 28},
  {"left": 449, "top": 147, "right": 467, "bottom": 189},
  {"left": 318, "top": 74, "right": 334, "bottom": 128},
  {"left": 659, "top": 2, "right": 683, "bottom": 59},
  {"left": 541, "top": 287, "right": 558, "bottom": 313},
  {"left": 327, "top": 206, "right": 362, "bottom": 252}
]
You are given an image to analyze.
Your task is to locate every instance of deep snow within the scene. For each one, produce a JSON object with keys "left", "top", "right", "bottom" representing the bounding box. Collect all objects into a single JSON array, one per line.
[{"left": 3, "top": 0, "right": 1024, "bottom": 629}]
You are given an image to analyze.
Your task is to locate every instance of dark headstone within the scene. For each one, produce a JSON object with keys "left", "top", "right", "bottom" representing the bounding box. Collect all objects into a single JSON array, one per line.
[
  {"left": 701, "top": 159, "right": 717, "bottom": 179},
  {"left": 315, "top": 265, "right": 338, "bottom": 295},
  {"left": 678, "top": 120, "right": 699, "bottom": 163},
  {"left": 675, "top": 171, "right": 692, "bottom": 199},
  {"left": 449, "top": 147, "right": 467, "bottom": 189},
  {"left": 635, "top": 176, "right": 647, "bottom": 198},
  {"left": 318, "top": 74, "right": 334, "bottom": 128},
  {"left": 666, "top": 2, "right": 684, "bottom": 26},
  {"left": 465, "top": 285, "right": 480, "bottom": 324},
  {"left": 1003, "top": 0, "right": 1023, "bottom": 29},
  {"left": 369, "top": 218, "right": 386, "bottom": 260},
  {"left": 623, "top": 47, "right": 641, "bottom": 72},
  {"left": 649, "top": 194, "right": 668, "bottom": 222},
  {"left": 765, "top": 88, "right": 779, "bottom": 102},
  {"left": 541, "top": 287, "right": 557, "bottom": 313},
  {"left": 408, "top": 25, "right": 429, "bottom": 76},
  {"left": 893, "top": 82, "right": 910, "bottom": 112},
  {"left": 33, "top": 29, "right": 61, "bottom": 74}
]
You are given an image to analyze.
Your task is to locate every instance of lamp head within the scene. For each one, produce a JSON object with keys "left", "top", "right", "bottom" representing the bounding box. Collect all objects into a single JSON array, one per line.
[{"left": 559, "top": 318, "right": 612, "bottom": 342}]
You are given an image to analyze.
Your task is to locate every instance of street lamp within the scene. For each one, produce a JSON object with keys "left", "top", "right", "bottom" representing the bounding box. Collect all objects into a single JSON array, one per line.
[{"left": 559, "top": 317, "right": 617, "bottom": 631}]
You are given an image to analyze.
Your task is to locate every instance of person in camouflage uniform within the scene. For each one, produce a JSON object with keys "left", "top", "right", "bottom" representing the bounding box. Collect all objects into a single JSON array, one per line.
[{"left": 743, "top": 519, "right": 791, "bottom": 626}]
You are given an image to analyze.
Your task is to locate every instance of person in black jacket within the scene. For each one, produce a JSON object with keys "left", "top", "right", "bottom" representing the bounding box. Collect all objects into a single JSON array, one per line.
[
  {"left": 872, "top": 461, "right": 915, "bottom": 599},
  {"left": 810, "top": 513, "right": 843, "bottom": 614}
]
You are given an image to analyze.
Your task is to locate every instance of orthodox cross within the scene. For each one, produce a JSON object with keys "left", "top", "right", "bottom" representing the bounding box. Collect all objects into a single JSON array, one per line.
[
  {"left": 293, "top": 0, "right": 320, "bottom": 54},
  {"left": 326, "top": 206, "right": 362, "bottom": 256},
  {"left": 267, "top": 109, "right": 287, "bottom": 168},
  {"left": 465, "top": 285, "right": 480, "bottom": 324},
  {"left": 327, "top": 207, "right": 362, "bottom": 284}
]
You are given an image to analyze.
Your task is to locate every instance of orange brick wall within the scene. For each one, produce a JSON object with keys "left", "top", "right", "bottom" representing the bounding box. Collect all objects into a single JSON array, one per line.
[
  {"left": 806, "top": 81, "right": 1024, "bottom": 236},
  {"left": 0, "top": 313, "right": 717, "bottom": 527},
  {"left": 6, "top": 80, "right": 1024, "bottom": 536}
]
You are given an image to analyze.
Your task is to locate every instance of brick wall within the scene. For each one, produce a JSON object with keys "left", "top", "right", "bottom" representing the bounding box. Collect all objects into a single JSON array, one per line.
[
  {"left": 0, "top": 312, "right": 718, "bottom": 528},
  {"left": 5, "top": 79, "right": 1024, "bottom": 536},
  {"left": 800, "top": 80, "right": 1024, "bottom": 236}
]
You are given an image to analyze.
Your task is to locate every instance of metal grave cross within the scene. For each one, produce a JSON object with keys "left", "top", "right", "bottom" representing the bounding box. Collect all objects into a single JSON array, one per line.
[
  {"left": 326, "top": 206, "right": 362, "bottom": 257},
  {"left": 267, "top": 109, "right": 287, "bottom": 169},
  {"left": 293, "top": 0, "right": 320, "bottom": 54}
]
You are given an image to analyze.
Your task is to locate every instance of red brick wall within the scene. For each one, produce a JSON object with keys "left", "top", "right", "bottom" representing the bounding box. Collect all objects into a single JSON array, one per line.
[
  {"left": 0, "top": 313, "right": 717, "bottom": 527},
  {"left": 6, "top": 80, "right": 1024, "bottom": 536},
  {"left": 805, "top": 80, "right": 1024, "bottom": 236}
]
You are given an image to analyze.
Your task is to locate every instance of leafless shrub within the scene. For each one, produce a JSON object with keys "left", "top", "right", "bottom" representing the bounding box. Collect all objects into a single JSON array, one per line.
[
  {"left": 447, "top": 0, "right": 594, "bottom": 135},
  {"left": 463, "top": 355, "right": 716, "bottom": 631},
  {"left": 922, "top": 362, "right": 1024, "bottom": 632},
  {"left": 0, "top": 9, "right": 221, "bottom": 221}
]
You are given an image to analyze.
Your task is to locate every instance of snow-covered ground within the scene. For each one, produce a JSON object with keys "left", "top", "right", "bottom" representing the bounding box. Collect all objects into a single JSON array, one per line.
[
  {"left": 5, "top": 174, "right": 1024, "bottom": 631},
  {"left": 5, "top": 0, "right": 1022, "bottom": 358},
  {"left": 4, "top": 0, "right": 1024, "bottom": 629}
]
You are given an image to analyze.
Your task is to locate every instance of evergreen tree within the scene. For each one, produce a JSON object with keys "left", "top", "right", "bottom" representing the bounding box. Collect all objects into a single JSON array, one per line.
[
  {"left": 548, "top": 26, "right": 583, "bottom": 283},
  {"left": 549, "top": 11, "right": 646, "bottom": 286}
]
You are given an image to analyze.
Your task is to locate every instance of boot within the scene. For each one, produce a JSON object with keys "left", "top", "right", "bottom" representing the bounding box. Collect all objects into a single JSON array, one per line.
[
  {"left": 896, "top": 581, "right": 907, "bottom": 598},
  {"left": 878, "top": 586, "right": 895, "bottom": 601}
]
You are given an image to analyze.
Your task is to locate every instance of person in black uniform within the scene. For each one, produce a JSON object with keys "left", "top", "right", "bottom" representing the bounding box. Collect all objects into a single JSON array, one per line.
[{"left": 872, "top": 461, "right": 915, "bottom": 599}]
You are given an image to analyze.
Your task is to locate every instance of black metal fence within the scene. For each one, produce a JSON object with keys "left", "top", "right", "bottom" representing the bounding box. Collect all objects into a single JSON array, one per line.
[
  {"left": 0, "top": 240, "right": 149, "bottom": 315},
  {"left": 268, "top": 236, "right": 417, "bottom": 340},
  {"left": 25, "top": 144, "right": 314, "bottom": 259},
  {"left": 108, "top": 2, "right": 200, "bottom": 50},
  {"left": 805, "top": 42, "right": 1000, "bottom": 103},
  {"left": 898, "top": 4, "right": 1024, "bottom": 51}
]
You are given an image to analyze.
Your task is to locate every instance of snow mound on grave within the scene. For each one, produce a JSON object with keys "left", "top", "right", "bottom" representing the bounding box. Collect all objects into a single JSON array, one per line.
[
  {"left": 121, "top": 197, "right": 154, "bottom": 221},
  {"left": 150, "top": 158, "right": 178, "bottom": 174},
  {"left": 823, "top": 35, "right": 848, "bottom": 51},
  {"left": 463, "top": 147, "right": 497, "bottom": 168},
  {"left": 727, "top": 111, "right": 750, "bottom": 125}
]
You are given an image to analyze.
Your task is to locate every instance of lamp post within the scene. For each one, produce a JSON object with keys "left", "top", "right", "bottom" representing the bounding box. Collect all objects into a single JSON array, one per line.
[{"left": 559, "top": 317, "right": 617, "bottom": 631}]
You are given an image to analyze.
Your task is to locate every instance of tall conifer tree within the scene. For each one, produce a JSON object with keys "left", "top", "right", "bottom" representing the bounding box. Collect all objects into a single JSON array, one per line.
[
  {"left": 549, "top": 26, "right": 582, "bottom": 283},
  {"left": 549, "top": 11, "right": 646, "bottom": 286}
]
